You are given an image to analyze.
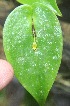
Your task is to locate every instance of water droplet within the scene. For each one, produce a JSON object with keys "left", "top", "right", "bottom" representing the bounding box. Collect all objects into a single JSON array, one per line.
[
  {"left": 45, "top": 63, "right": 48, "bottom": 67},
  {"left": 40, "top": 90, "right": 43, "bottom": 94},
  {"left": 32, "top": 84, "right": 34, "bottom": 87},
  {"left": 41, "top": 76, "right": 43, "bottom": 79},
  {"left": 55, "top": 48, "right": 59, "bottom": 51},
  {"left": 20, "top": 73, "right": 22, "bottom": 76},
  {"left": 36, "top": 92, "right": 38, "bottom": 95},
  {"left": 53, "top": 56, "right": 58, "bottom": 60},
  {"left": 52, "top": 68, "right": 54, "bottom": 70}
]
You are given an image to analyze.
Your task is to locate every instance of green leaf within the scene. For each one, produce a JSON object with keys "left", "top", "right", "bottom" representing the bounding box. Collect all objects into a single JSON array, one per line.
[
  {"left": 17, "top": 0, "right": 61, "bottom": 16},
  {"left": 3, "top": 4, "right": 62, "bottom": 106},
  {"left": 16, "top": 0, "right": 38, "bottom": 4},
  {"left": 44, "top": 0, "right": 62, "bottom": 16}
]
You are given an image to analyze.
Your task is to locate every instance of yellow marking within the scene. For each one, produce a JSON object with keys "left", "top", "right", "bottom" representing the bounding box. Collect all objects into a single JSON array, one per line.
[
  {"left": 32, "top": 36, "right": 37, "bottom": 51},
  {"left": 32, "top": 41, "right": 37, "bottom": 50}
]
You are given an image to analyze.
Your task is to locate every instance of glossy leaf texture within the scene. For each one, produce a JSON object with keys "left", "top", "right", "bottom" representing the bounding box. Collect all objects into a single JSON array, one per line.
[
  {"left": 3, "top": 4, "right": 62, "bottom": 106},
  {"left": 17, "top": 0, "right": 61, "bottom": 16}
]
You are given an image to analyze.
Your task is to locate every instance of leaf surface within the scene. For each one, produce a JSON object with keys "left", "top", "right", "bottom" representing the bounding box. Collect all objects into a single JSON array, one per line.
[
  {"left": 17, "top": 0, "right": 61, "bottom": 16},
  {"left": 3, "top": 4, "right": 62, "bottom": 105}
]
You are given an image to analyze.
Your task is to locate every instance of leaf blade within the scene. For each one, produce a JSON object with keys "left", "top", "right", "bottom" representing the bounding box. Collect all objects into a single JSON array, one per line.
[{"left": 3, "top": 4, "right": 63, "bottom": 105}]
